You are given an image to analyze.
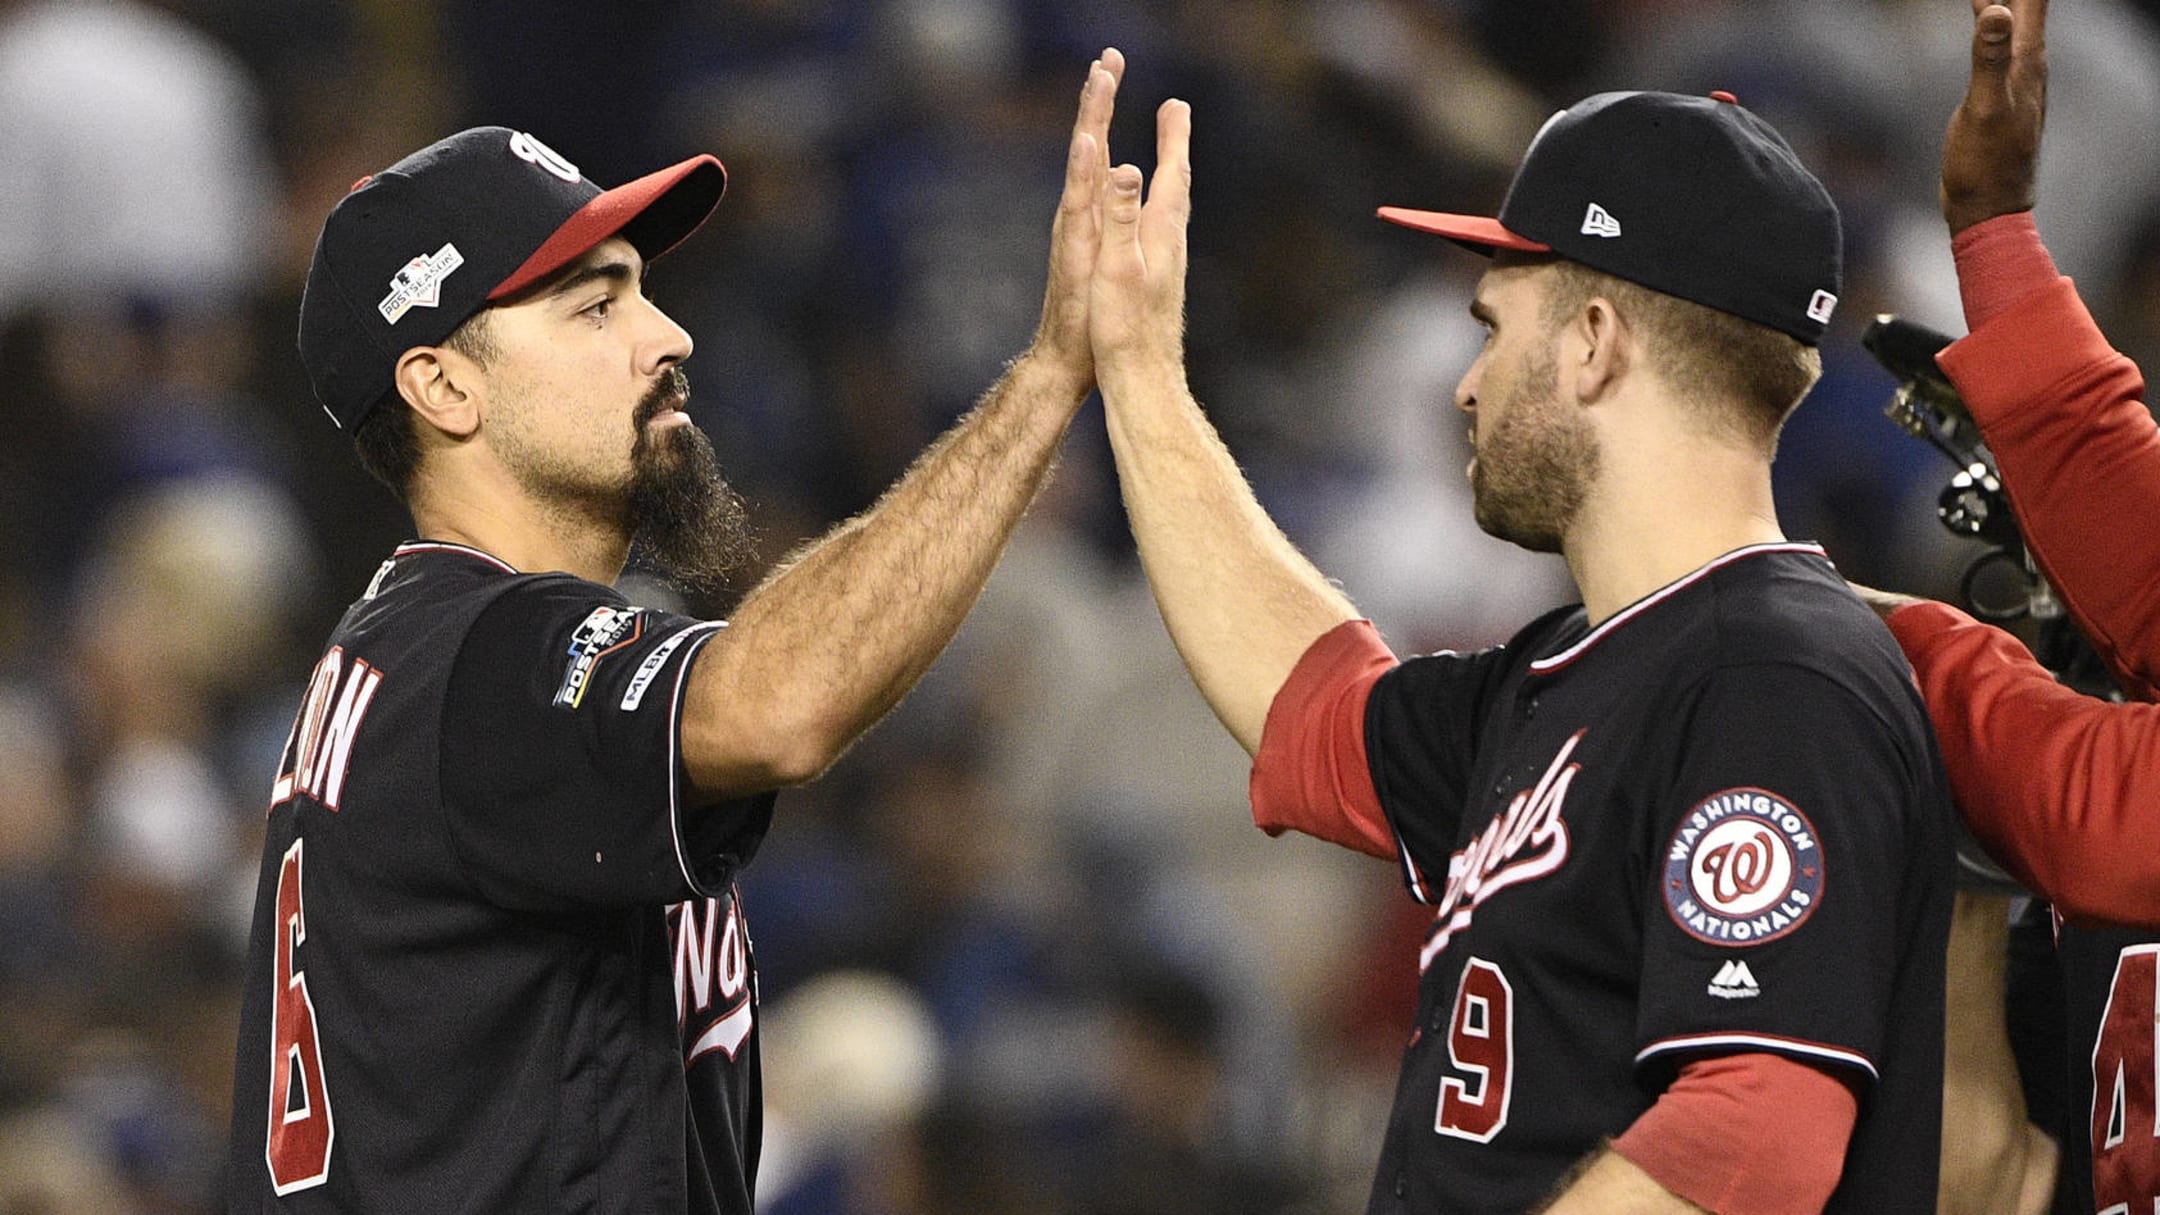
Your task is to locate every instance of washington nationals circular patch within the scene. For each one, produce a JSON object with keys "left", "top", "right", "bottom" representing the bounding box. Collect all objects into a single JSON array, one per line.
[{"left": 1662, "top": 788, "right": 1823, "bottom": 946}]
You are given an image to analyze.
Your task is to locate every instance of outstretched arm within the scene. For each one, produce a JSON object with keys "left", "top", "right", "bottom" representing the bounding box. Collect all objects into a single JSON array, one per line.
[
  {"left": 1088, "top": 97, "right": 1359, "bottom": 754},
  {"left": 1860, "top": 587, "right": 2160, "bottom": 926},
  {"left": 680, "top": 51, "right": 1125, "bottom": 797},
  {"left": 1935, "top": 0, "right": 2160, "bottom": 696}
]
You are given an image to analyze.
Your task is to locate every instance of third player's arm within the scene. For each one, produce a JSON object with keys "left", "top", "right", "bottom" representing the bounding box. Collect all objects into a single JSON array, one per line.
[
  {"left": 1088, "top": 98, "right": 1359, "bottom": 755},
  {"left": 679, "top": 52, "right": 1124, "bottom": 797},
  {"left": 1534, "top": 1150, "right": 1710, "bottom": 1215}
]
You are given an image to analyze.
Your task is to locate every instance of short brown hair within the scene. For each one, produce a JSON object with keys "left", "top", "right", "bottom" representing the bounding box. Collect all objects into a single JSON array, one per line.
[
  {"left": 350, "top": 309, "right": 498, "bottom": 500},
  {"left": 1539, "top": 260, "right": 1822, "bottom": 453}
]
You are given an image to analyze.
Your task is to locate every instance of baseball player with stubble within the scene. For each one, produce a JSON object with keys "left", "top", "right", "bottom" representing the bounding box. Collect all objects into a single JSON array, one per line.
[
  {"left": 225, "top": 51, "right": 1134, "bottom": 1213},
  {"left": 1086, "top": 82, "right": 1955, "bottom": 1212}
]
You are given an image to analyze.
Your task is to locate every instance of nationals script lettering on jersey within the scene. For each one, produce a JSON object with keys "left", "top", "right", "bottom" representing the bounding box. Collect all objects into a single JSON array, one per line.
[
  {"left": 673, "top": 895, "right": 754, "bottom": 1064},
  {"left": 1418, "top": 730, "right": 1584, "bottom": 970}
]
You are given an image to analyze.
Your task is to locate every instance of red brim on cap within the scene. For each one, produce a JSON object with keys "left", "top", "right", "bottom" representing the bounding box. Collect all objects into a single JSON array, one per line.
[
  {"left": 1375, "top": 207, "right": 1550, "bottom": 256},
  {"left": 491, "top": 154, "right": 728, "bottom": 299}
]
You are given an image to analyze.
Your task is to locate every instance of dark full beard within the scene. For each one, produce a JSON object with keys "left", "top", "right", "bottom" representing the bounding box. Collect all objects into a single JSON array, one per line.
[
  {"left": 1469, "top": 348, "right": 1598, "bottom": 554},
  {"left": 625, "top": 374, "right": 754, "bottom": 601}
]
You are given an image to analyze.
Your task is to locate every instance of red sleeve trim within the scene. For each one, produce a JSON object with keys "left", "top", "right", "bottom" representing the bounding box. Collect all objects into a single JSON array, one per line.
[
  {"left": 1888, "top": 600, "right": 2160, "bottom": 926},
  {"left": 1951, "top": 211, "right": 2058, "bottom": 332},
  {"left": 1612, "top": 1052, "right": 1858, "bottom": 1215},
  {"left": 1248, "top": 619, "right": 1398, "bottom": 859}
]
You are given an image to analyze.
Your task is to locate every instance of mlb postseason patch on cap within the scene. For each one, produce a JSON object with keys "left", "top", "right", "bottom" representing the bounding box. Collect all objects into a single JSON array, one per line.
[
  {"left": 1662, "top": 787, "right": 1824, "bottom": 946},
  {"left": 378, "top": 243, "right": 465, "bottom": 325},
  {"left": 299, "top": 127, "right": 726, "bottom": 433}
]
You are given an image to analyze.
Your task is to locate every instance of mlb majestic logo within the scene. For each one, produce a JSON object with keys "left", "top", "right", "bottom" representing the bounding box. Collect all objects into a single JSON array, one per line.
[
  {"left": 377, "top": 243, "right": 465, "bottom": 325},
  {"left": 1663, "top": 787, "right": 1824, "bottom": 945}
]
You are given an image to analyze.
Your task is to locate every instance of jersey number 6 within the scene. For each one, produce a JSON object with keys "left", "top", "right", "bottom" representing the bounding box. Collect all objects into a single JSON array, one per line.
[
  {"left": 1436, "top": 956, "right": 1515, "bottom": 1143},
  {"left": 266, "top": 838, "right": 335, "bottom": 1193}
]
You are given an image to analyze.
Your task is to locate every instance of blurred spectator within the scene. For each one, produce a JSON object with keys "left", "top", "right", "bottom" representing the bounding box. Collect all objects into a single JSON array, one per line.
[
  {"left": 0, "top": 1107, "right": 140, "bottom": 1215},
  {"left": 0, "top": 0, "right": 274, "bottom": 319}
]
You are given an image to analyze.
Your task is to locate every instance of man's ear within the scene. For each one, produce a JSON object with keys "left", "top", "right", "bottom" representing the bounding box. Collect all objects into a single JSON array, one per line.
[
  {"left": 1565, "top": 296, "right": 1632, "bottom": 407},
  {"left": 393, "top": 345, "right": 483, "bottom": 439}
]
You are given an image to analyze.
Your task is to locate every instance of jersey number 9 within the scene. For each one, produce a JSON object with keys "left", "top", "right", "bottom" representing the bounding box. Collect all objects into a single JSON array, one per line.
[{"left": 1436, "top": 956, "right": 1516, "bottom": 1142}]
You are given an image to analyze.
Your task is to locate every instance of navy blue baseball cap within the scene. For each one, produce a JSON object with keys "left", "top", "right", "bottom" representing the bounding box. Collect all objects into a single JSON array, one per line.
[
  {"left": 299, "top": 127, "right": 726, "bottom": 431},
  {"left": 1379, "top": 90, "right": 1843, "bottom": 346}
]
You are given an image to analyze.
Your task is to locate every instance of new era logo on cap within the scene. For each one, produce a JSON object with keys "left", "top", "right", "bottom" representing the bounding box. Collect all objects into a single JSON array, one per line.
[{"left": 1580, "top": 203, "right": 1622, "bottom": 239}]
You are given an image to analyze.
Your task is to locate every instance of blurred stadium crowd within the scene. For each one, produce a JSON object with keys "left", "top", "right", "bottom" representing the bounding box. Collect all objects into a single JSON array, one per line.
[{"left": 9, "top": 0, "right": 2160, "bottom": 1210}]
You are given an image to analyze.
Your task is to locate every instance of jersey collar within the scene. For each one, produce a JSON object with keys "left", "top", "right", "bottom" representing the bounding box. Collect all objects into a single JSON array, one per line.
[
  {"left": 1527, "top": 542, "right": 1827, "bottom": 676},
  {"left": 392, "top": 540, "right": 520, "bottom": 574}
]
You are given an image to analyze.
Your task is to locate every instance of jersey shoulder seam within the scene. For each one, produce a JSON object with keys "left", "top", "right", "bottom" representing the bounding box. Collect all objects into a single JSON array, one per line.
[{"left": 431, "top": 572, "right": 602, "bottom": 905}]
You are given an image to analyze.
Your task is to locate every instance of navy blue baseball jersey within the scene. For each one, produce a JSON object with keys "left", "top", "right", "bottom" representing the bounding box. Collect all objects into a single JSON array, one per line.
[
  {"left": 1361, "top": 543, "right": 1954, "bottom": 1213},
  {"left": 2048, "top": 921, "right": 2160, "bottom": 1213},
  {"left": 228, "top": 541, "right": 774, "bottom": 1214}
]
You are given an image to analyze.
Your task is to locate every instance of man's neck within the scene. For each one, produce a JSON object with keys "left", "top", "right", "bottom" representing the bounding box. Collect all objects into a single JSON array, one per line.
[
  {"left": 1562, "top": 443, "right": 1786, "bottom": 625},
  {"left": 409, "top": 474, "right": 630, "bottom": 585}
]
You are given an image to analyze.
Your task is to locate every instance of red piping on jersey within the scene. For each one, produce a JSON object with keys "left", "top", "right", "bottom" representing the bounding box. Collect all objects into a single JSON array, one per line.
[
  {"left": 392, "top": 541, "right": 520, "bottom": 574},
  {"left": 1635, "top": 1029, "right": 1877, "bottom": 1081},
  {"left": 1528, "top": 543, "right": 1827, "bottom": 675}
]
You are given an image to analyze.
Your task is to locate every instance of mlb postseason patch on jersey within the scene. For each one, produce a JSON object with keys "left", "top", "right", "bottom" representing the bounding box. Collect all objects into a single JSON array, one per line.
[
  {"left": 1662, "top": 787, "right": 1823, "bottom": 946},
  {"left": 553, "top": 606, "right": 644, "bottom": 709}
]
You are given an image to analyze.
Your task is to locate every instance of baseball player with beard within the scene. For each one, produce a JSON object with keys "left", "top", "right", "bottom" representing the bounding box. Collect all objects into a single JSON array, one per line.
[
  {"left": 1087, "top": 80, "right": 1954, "bottom": 1212},
  {"left": 227, "top": 51, "right": 1131, "bottom": 1214}
]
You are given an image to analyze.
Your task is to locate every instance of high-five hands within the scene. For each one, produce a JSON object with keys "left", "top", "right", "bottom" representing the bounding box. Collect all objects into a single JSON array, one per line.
[
  {"left": 1089, "top": 96, "right": 1196, "bottom": 392},
  {"left": 1030, "top": 48, "right": 1125, "bottom": 399},
  {"left": 1942, "top": 0, "right": 2048, "bottom": 235}
]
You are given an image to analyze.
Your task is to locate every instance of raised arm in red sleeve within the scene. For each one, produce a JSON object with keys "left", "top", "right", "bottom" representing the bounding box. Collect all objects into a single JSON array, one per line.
[
  {"left": 1248, "top": 618, "right": 1399, "bottom": 860},
  {"left": 1938, "top": 213, "right": 2160, "bottom": 700},
  {"left": 1889, "top": 599, "right": 2160, "bottom": 926}
]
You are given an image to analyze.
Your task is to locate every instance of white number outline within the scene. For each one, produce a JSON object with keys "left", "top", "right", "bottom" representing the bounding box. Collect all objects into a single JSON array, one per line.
[{"left": 1435, "top": 955, "right": 1515, "bottom": 1143}]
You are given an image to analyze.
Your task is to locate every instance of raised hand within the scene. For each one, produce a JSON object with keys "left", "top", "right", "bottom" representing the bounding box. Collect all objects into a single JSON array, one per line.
[
  {"left": 1030, "top": 48, "right": 1125, "bottom": 396},
  {"left": 1090, "top": 97, "right": 1194, "bottom": 387},
  {"left": 1942, "top": 0, "right": 2048, "bottom": 235}
]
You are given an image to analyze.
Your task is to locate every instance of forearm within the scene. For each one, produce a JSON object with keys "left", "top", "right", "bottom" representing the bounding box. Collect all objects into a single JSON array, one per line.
[
  {"left": 1100, "top": 358, "right": 1358, "bottom": 753},
  {"left": 685, "top": 353, "right": 1085, "bottom": 792},
  {"left": 1536, "top": 1149, "right": 1710, "bottom": 1215},
  {"left": 1938, "top": 891, "right": 2055, "bottom": 1215}
]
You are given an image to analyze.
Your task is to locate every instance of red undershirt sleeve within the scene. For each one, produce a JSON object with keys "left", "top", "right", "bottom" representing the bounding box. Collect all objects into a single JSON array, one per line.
[
  {"left": 1248, "top": 619, "right": 1399, "bottom": 860},
  {"left": 1952, "top": 211, "right": 2058, "bottom": 331},
  {"left": 1889, "top": 600, "right": 2160, "bottom": 926},
  {"left": 1610, "top": 1052, "right": 1859, "bottom": 1215}
]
